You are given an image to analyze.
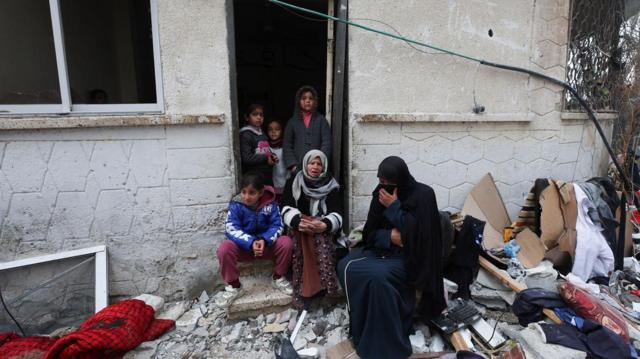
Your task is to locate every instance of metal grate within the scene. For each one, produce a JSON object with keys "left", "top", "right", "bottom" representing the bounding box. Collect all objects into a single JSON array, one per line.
[{"left": 566, "top": 0, "right": 626, "bottom": 111}]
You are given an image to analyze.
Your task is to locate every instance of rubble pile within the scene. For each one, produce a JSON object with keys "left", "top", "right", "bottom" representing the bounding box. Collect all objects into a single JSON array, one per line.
[{"left": 125, "top": 292, "right": 352, "bottom": 359}]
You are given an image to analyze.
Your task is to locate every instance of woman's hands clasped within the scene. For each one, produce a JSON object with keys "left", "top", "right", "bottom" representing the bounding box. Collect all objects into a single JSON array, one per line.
[{"left": 298, "top": 218, "right": 327, "bottom": 234}]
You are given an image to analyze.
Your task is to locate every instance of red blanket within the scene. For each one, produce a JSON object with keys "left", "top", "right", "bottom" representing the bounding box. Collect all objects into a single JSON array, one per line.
[{"left": 0, "top": 299, "right": 174, "bottom": 359}]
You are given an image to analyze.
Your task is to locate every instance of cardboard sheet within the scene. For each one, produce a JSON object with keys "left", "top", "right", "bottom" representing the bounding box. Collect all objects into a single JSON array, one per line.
[
  {"left": 462, "top": 173, "right": 511, "bottom": 249},
  {"left": 515, "top": 228, "right": 546, "bottom": 269},
  {"left": 539, "top": 182, "right": 564, "bottom": 249}
]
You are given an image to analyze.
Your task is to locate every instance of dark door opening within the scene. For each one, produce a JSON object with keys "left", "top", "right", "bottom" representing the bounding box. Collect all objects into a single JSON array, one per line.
[{"left": 233, "top": 0, "right": 328, "bottom": 128}]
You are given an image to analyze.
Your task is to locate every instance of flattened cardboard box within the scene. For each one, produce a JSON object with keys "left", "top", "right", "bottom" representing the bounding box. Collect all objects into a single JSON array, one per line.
[{"left": 462, "top": 173, "right": 511, "bottom": 250}]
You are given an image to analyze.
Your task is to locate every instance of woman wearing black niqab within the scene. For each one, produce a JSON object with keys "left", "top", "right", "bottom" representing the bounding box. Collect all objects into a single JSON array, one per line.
[{"left": 337, "top": 156, "right": 446, "bottom": 359}]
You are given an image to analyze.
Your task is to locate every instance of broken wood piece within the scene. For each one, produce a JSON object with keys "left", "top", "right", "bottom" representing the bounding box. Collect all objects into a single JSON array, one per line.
[
  {"left": 325, "top": 339, "right": 358, "bottom": 359},
  {"left": 448, "top": 330, "right": 470, "bottom": 351},
  {"left": 515, "top": 228, "right": 546, "bottom": 269},
  {"left": 478, "top": 256, "right": 562, "bottom": 324}
]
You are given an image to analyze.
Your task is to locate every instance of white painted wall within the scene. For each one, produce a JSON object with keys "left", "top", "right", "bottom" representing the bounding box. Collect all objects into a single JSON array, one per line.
[
  {"left": 0, "top": 0, "right": 235, "bottom": 301},
  {"left": 348, "top": 0, "right": 613, "bottom": 225},
  {"left": 0, "top": 0, "right": 615, "bottom": 303}
]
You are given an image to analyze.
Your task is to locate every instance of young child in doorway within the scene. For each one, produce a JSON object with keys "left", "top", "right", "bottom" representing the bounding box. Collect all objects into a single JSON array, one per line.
[
  {"left": 267, "top": 119, "right": 290, "bottom": 202},
  {"left": 240, "top": 104, "right": 276, "bottom": 186},
  {"left": 215, "top": 172, "right": 293, "bottom": 307},
  {"left": 283, "top": 86, "right": 332, "bottom": 173}
]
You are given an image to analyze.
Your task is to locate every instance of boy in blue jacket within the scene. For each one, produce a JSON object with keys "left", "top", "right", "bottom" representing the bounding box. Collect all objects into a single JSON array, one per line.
[{"left": 215, "top": 172, "right": 293, "bottom": 307}]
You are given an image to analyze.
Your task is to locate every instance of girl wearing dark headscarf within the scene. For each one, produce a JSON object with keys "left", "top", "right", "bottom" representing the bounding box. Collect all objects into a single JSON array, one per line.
[
  {"left": 337, "top": 156, "right": 446, "bottom": 359},
  {"left": 282, "top": 85, "right": 332, "bottom": 172},
  {"left": 281, "top": 150, "right": 342, "bottom": 307}
]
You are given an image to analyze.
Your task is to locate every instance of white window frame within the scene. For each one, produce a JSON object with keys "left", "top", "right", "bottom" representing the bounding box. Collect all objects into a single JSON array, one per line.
[
  {"left": 0, "top": 245, "right": 108, "bottom": 313},
  {"left": 0, "top": 0, "right": 163, "bottom": 116}
]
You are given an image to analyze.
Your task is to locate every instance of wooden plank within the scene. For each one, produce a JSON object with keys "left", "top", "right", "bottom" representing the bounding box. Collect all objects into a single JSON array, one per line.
[
  {"left": 479, "top": 256, "right": 562, "bottom": 324},
  {"left": 448, "top": 331, "right": 469, "bottom": 351}
]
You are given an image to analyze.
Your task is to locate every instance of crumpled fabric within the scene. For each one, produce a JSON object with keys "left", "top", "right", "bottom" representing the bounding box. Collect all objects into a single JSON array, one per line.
[
  {"left": 571, "top": 185, "right": 614, "bottom": 281},
  {"left": 0, "top": 299, "right": 175, "bottom": 359},
  {"left": 512, "top": 288, "right": 566, "bottom": 326},
  {"left": 578, "top": 182, "right": 618, "bottom": 250},
  {"left": 559, "top": 281, "right": 629, "bottom": 342},
  {"left": 539, "top": 319, "right": 631, "bottom": 359}
]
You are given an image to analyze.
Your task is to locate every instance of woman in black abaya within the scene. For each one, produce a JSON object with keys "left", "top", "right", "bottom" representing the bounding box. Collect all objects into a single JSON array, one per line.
[{"left": 337, "top": 156, "right": 446, "bottom": 359}]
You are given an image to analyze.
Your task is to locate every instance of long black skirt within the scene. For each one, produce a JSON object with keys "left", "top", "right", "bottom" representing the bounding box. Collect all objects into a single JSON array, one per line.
[{"left": 337, "top": 248, "right": 415, "bottom": 359}]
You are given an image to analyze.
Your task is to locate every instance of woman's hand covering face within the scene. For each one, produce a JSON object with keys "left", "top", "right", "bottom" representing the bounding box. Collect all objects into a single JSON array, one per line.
[{"left": 378, "top": 187, "right": 398, "bottom": 207}]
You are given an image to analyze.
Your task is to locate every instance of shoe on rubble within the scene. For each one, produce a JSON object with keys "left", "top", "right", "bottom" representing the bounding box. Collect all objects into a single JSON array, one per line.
[
  {"left": 272, "top": 277, "right": 293, "bottom": 295},
  {"left": 215, "top": 285, "right": 244, "bottom": 308}
]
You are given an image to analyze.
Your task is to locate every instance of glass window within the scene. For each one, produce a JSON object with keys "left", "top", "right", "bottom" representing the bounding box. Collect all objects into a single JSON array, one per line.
[
  {"left": 0, "top": 0, "right": 162, "bottom": 115},
  {"left": 60, "top": 0, "right": 157, "bottom": 105},
  {"left": 0, "top": 0, "right": 61, "bottom": 105}
]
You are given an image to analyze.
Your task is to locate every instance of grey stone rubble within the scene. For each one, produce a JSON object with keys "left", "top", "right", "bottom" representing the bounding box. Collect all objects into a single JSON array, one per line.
[
  {"left": 125, "top": 291, "right": 356, "bottom": 359},
  {"left": 124, "top": 264, "right": 591, "bottom": 359}
]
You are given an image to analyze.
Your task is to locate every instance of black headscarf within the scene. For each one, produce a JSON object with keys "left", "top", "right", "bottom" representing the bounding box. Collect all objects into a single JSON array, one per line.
[{"left": 362, "top": 156, "right": 446, "bottom": 321}]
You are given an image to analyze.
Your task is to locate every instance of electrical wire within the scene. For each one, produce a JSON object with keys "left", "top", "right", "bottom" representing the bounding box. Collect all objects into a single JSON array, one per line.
[
  {"left": 269, "top": 0, "right": 635, "bottom": 195},
  {"left": 0, "top": 285, "right": 26, "bottom": 336},
  {"left": 487, "top": 311, "right": 506, "bottom": 344}
]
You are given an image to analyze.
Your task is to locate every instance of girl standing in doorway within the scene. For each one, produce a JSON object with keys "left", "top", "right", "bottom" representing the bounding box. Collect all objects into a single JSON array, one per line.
[
  {"left": 240, "top": 104, "right": 276, "bottom": 185},
  {"left": 283, "top": 86, "right": 332, "bottom": 173},
  {"left": 267, "top": 119, "right": 289, "bottom": 202}
]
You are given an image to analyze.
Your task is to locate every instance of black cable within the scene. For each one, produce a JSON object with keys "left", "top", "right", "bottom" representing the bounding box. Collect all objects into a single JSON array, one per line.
[
  {"left": 0, "top": 285, "right": 26, "bottom": 336},
  {"left": 487, "top": 311, "right": 506, "bottom": 344},
  {"left": 480, "top": 59, "right": 634, "bottom": 194}
]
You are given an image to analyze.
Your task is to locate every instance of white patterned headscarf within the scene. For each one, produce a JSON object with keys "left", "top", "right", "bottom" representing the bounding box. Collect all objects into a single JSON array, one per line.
[{"left": 291, "top": 150, "right": 339, "bottom": 216}]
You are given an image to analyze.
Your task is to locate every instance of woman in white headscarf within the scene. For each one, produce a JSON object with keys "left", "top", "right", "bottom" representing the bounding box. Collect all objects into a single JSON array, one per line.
[{"left": 281, "top": 150, "right": 342, "bottom": 307}]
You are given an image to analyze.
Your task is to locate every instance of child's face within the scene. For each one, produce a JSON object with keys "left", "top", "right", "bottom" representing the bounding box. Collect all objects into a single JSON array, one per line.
[
  {"left": 299, "top": 91, "right": 316, "bottom": 113},
  {"left": 267, "top": 122, "right": 282, "bottom": 141},
  {"left": 247, "top": 108, "right": 264, "bottom": 127},
  {"left": 241, "top": 185, "right": 263, "bottom": 207}
]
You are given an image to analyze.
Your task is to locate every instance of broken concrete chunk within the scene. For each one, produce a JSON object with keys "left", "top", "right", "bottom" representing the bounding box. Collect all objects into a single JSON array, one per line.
[
  {"left": 199, "top": 290, "right": 210, "bottom": 304},
  {"left": 199, "top": 303, "right": 208, "bottom": 317},
  {"left": 293, "top": 337, "right": 308, "bottom": 350},
  {"left": 175, "top": 308, "right": 203, "bottom": 332},
  {"left": 429, "top": 333, "right": 445, "bottom": 352},
  {"left": 409, "top": 329, "right": 427, "bottom": 353},
  {"left": 192, "top": 327, "right": 209, "bottom": 337},
  {"left": 444, "top": 278, "right": 459, "bottom": 295},
  {"left": 297, "top": 347, "right": 320, "bottom": 358},
  {"left": 266, "top": 313, "right": 276, "bottom": 324},
  {"left": 157, "top": 300, "right": 190, "bottom": 321},
  {"left": 263, "top": 323, "right": 286, "bottom": 333},
  {"left": 312, "top": 319, "right": 328, "bottom": 336},
  {"left": 228, "top": 321, "right": 246, "bottom": 343},
  {"left": 303, "top": 329, "right": 317, "bottom": 342},
  {"left": 276, "top": 308, "right": 294, "bottom": 323}
]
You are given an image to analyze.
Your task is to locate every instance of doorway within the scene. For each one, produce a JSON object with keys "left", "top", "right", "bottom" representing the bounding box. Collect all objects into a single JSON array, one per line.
[{"left": 233, "top": 0, "right": 329, "bottom": 127}]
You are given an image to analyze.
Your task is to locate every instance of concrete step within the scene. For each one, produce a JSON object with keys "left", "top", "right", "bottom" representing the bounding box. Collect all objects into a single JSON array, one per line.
[
  {"left": 238, "top": 259, "right": 274, "bottom": 277},
  {"left": 228, "top": 272, "right": 291, "bottom": 320}
]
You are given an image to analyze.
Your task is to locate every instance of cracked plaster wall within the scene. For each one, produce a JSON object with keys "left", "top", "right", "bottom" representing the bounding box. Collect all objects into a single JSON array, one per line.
[
  {"left": 0, "top": 0, "right": 234, "bottom": 302},
  {"left": 348, "top": 0, "right": 614, "bottom": 225}
]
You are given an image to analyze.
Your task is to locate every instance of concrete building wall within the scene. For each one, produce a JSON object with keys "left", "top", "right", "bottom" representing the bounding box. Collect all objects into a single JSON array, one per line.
[
  {"left": 348, "top": 0, "right": 614, "bottom": 225},
  {"left": 0, "top": 0, "right": 235, "bottom": 301}
]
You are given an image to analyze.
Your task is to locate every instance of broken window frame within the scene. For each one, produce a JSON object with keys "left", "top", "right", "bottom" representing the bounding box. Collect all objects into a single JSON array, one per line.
[
  {"left": 0, "top": 0, "right": 164, "bottom": 116},
  {"left": 0, "top": 245, "right": 108, "bottom": 313}
]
